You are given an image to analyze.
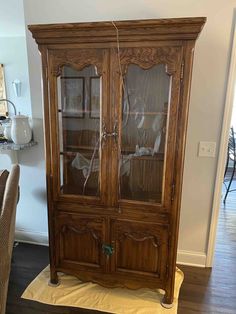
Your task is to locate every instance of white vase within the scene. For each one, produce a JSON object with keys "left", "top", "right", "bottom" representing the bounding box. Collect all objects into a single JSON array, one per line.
[
  {"left": 11, "top": 115, "right": 32, "bottom": 144},
  {"left": 3, "top": 123, "right": 12, "bottom": 141}
]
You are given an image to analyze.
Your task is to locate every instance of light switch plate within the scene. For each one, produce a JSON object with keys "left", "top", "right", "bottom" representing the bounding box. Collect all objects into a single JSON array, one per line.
[{"left": 198, "top": 141, "right": 216, "bottom": 157}]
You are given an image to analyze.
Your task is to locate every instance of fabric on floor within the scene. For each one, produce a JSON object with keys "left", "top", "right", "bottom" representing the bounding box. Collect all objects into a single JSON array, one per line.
[{"left": 22, "top": 266, "right": 183, "bottom": 314}]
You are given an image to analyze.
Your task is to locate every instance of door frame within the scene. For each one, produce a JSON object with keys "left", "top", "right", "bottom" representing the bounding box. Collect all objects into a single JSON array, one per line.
[{"left": 206, "top": 20, "right": 236, "bottom": 267}]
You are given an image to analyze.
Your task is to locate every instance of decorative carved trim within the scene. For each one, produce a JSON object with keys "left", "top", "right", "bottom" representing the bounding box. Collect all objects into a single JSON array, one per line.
[
  {"left": 61, "top": 224, "right": 101, "bottom": 242},
  {"left": 117, "top": 47, "right": 182, "bottom": 75},
  {"left": 50, "top": 50, "right": 103, "bottom": 76},
  {"left": 58, "top": 214, "right": 104, "bottom": 224},
  {"left": 118, "top": 232, "right": 159, "bottom": 248}
]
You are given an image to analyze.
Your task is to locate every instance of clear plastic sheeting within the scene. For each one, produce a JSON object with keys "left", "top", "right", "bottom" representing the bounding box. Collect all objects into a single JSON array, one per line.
[{"left": 22, "top": 266, "right": 183, "bottom": 314}]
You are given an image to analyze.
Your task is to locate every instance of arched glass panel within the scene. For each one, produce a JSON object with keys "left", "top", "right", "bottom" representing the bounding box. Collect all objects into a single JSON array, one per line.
[{"left": 120, "top": 64, "right": 170, "bottom": 203}]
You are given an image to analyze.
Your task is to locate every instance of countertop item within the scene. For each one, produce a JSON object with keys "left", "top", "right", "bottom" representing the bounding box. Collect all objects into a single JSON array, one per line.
[{"left": 11, "top": 115, "right": 32, "bottom": 145}]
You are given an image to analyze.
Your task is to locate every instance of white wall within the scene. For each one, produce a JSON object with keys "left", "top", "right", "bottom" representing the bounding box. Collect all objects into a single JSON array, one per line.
[
  {"left": 22, "top": 0, "right": 236, "bottom": 265},
  {"left": 0, "top": 36, "right": 31, "bottom": 115},
  {"left": 0, "top": 0, "right": 49, "bottom": 245},
  {"left": 0, "top": 0, "right": 25, "bottom": 37}
]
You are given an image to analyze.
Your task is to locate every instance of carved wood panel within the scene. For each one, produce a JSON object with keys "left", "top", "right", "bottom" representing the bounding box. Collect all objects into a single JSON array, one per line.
[
  {"left": 49, "top": 49, "right": 105, "bottom": 76},
  {"left": 117, "top": 47, "right": 182, "bottom": 75},
  {"left": 110, "top": 219, "right": 169, "bottom": 279},
  {"left": 56, "top": 213, "right": 106, "bottom": 271}
]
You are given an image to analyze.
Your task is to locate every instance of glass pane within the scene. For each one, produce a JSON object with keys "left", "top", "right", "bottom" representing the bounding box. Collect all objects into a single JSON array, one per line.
[
  {"left": 57, "top": 65, "right": 101, "bottom": 196},
  {"left": 120, "top": 64, "right": 170, "bottom": 203}
]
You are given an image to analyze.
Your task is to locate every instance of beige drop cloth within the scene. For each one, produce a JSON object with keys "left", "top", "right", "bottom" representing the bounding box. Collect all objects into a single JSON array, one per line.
[{"left": 22, "top": 266, "right": 183, "bottom": 314}]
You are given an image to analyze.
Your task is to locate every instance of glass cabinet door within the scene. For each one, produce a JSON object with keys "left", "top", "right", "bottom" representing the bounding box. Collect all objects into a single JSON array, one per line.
[
  {"left": 49, "top": 49, "right": 109, "bottom": 203},
  {"left": 111, "top": 47, "right": 182, "bottom": 208},
  {"left": 120, "top": 64, "right": 170, "bottom": 204},
  {"left": 57, "top": 65, "right": 101, "bottom": 197}
]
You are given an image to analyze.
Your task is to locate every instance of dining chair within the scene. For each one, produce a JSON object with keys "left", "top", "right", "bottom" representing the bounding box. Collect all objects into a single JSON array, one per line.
[
  {"left": 223, "top": 127, "right": 236, "bottom": 203},
  {"left": 0, "top": 165, "right": 20, "bottom": 314}
]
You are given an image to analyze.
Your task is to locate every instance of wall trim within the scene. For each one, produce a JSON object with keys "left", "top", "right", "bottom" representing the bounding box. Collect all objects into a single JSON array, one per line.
[
  {"left": 206, "top": 19, "right": 236, "bottom": 267},
  {"left": 177, "top": 250, "right": 206, "bottom": 267},
  {"left": 15, "top": 228, "right": 48, "bottom": 246},
  {"left": 15, "top": 229, "right": 206, "bottom": 267}
]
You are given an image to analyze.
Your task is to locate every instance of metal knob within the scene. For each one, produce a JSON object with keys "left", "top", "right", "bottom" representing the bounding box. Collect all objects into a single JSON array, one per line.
[
  {"left": 102, "top": 243, "right": 114, "bottom": 256},
  {"left": 102, "top": 121, "right": 118, "bottom": 142}
]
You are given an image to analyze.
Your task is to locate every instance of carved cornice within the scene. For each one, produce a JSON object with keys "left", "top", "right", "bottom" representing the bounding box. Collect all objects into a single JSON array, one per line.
[{"left": 28, "top": 17, "right": 206, "bottom": 45}]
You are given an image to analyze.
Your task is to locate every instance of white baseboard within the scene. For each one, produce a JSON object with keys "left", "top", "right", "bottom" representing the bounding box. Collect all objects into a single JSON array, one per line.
[
  {"left": 15, "top": 229, "right": 206, "bottom": 267},
  {"left": 15, "top": 228, "right": 48, "bottom": 246},
  {"left": 177, "top": 250, "right": 206, "bottom": 267}
]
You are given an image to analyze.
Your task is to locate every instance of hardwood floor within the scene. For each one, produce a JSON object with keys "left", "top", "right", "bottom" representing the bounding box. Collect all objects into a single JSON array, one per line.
[
  {"left": 178, "top": 178, "right": 236, "bottom": 314},
  {"left": 6, "top": 243, "right": 102, "bottom": 314},
  {"left": 6, "top": 181, "right": 236, "bottom": 313}
]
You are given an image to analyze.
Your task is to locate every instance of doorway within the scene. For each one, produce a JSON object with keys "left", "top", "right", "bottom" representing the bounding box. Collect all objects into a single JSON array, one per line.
[{"left": 206, "top": 21, "right": 236, "bottom": 267}]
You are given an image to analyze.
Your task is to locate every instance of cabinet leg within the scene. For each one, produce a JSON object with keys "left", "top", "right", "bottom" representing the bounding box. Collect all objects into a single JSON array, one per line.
[
  {"left": 161, "top": 292, "right": 174, "bottom": 309},
  {"left": 48, "top": 270, "right": 60, "bottom": 287}
]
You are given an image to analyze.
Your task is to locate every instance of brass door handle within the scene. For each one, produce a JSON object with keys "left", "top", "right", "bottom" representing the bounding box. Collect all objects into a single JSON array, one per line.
[
  {"left": 102, "top": 121, "right": 118, "bottom": 142},
  {"left": 102, "top": 243, "right": 114, "bottom": 256}
]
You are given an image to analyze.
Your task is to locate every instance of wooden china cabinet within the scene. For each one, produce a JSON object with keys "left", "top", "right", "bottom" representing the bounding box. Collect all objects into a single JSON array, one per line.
[{"left": 29, "top": 17, "right": 205, "bottom": 307}]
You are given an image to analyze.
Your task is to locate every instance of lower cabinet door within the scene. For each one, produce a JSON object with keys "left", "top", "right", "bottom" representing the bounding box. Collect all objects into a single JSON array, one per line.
[
  {"left": 56, "top": 213, "right": 107, "bottom": 272},
  {"left": 110, "top": 219, "right": 169, "bottom": 280}
]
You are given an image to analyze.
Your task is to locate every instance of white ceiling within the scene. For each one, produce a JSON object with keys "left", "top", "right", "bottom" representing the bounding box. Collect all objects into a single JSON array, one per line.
[{"left": 0, "top": 0, "right": 26, "bottom": 37}]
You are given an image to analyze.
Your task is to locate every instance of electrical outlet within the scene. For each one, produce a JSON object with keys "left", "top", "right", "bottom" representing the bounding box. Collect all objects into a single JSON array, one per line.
[{"left": 198, "top": 141, "right": 216, "bottom": 157}]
